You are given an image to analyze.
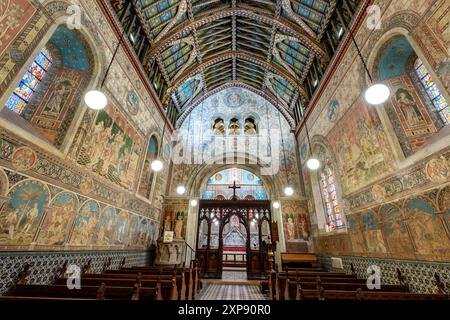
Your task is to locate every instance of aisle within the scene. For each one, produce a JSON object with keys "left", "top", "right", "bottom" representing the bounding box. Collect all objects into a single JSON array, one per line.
[{"left": 197, "top": 271, "right": 267, "bottom": 300}]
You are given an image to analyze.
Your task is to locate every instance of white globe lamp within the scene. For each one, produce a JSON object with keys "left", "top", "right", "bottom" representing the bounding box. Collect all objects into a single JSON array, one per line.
[
  {"left": 365, "top": 83, "right": 390, "bottom": 105},
  {"left": 306, "top": 158, "right": 320, "bottom": 170},
  {"left": 284, "top": 187, "right": 294, "bottom": 196},
  {"left": 176, "top": 185, "right": 186, "bottom": 195},
  {"left": 84, "top": 90, "right": 107, "bottom": 110},
  {"left": 151, "top": 159, "right": 163, "bottom": 172}
]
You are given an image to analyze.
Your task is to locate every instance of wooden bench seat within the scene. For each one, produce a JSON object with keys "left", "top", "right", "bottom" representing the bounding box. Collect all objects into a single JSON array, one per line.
[
  {"left": 11, "top": 284, "right": 161, "bottom": 300},
  {"left": 54, "top": 277, "right": 178, "bottom": 300},
  {"left": 297, "top": 288, "right": 449, "bottom": 300}
]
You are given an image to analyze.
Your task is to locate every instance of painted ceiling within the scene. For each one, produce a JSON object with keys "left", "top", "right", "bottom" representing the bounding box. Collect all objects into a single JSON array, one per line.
[
  {"left": 378, "top": 35, "right": 414, "bottom": 81},
  {"left": 48, "top": 26, "right": 90, "bottom": 72},
  {"left": 110, "top": 0, "right": 351, "bottom": 116}
]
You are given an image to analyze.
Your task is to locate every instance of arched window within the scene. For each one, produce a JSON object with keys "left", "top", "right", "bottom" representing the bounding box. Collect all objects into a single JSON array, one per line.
[
  {"left": 1, "top": 26, "right": 93, "bottom": 149},
  {"left": 414, "top": 58, "right": 450, "bottom": 125},
  {"left": 5, "top": 48, "right": 53, "bottom": 114},
  {"left": 139, "top": 136, "right": 159, "bottom": 199},
  {"left": 319, "top": 154, "right": 344, "bottom": 231}
]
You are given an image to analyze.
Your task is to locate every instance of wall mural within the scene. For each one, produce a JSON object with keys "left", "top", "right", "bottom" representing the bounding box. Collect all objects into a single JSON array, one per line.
[
  {"left": 31, "top": 69, "right": 85, "bottom": 144},
  {"left": 361, "top": 211, "right": 387, "bottom": 253},
  {"left": 70, "top": 200, "right": 100, "bottom": 245},
  {"left": 0, "top": 180, "right": 48, "bottom": 245},
  {"left": 380, "top": 204, "right": 414, "bottom": 255},
  {"left": 315, "top": 184, "right": 450, "bottom": 261},
  {"left": 405, "top": 198, "right": 450, "bottom": 255},
  {"left": 386, "top": 75, "right": 438, "bottom": 156},
  {"left": 76, "top": 106, "right": 144, "bottom": 191},
  {"left": 37, "top": 192, "right": 77, "bottom": 245},
  {"left": 173, "top": 87, "right": 300, "bottom": 196},
  {"left": 346, "top": 215, "right": 366, "bottom": 253},
  {"left": 328, "top": 100, "right": 395, "bottom": 195},
  {"left": 281, "top": 200, "right": 310, "bottom": 251}
]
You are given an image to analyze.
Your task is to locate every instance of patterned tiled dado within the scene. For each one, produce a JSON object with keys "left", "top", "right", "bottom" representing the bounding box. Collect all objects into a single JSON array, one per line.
[
  {"left": 0, "top": 250, "right": 151, "bottom": 295},
  {"left": 318, "top": 254, "right": 450, "bottom": 294}
]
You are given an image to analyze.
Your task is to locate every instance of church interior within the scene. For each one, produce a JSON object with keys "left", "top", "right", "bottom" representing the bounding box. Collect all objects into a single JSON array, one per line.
[{"left": 0, "top": 0, "right": 449, "bottom": 303}]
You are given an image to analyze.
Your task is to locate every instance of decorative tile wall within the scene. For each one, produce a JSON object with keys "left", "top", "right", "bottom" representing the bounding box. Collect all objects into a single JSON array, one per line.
[
  {"left": 0, "top": 250, "right": 151, "bottom": 295},
  {"left": 318, "top": 254, "right": 450, "bottom": 294}
]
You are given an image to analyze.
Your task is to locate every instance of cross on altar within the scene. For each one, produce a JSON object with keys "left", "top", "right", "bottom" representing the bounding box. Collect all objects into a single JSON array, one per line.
[{"left": 229, "top": 181, "right": 241, "bottom": 201}]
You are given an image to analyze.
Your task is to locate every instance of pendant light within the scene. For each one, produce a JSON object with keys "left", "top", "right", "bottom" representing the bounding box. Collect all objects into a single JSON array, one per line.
[
  {"left": 275, "top": 93, "right": 294, "bottom": 197},
  {"left": 305, "top": 122, "right": 320, "bottom": 171},
  {"left": 151, "top": 120, "right": 167, "bottom": 172},
  {"left": 85, "top": 27, "right": 128, "bottom": 110},
  {"left": 338, "top": 9, "right": 390, "bottom": 105}
]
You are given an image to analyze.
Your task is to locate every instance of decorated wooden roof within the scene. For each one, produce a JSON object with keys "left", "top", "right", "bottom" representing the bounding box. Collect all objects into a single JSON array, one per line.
[{"left": 110, "top": 0, "right": 360, "bottom": 122}]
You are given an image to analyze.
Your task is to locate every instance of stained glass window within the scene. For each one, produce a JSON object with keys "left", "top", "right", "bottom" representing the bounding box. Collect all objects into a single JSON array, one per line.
[
  {"left": 4, "top": 48, "right": 52, "bottom": 114},
  {"left": 319, "top": 160, "right": 343, "bottom": 231},
  {"left": 414, "top": 58, "right": 450, "bottom": 125}
]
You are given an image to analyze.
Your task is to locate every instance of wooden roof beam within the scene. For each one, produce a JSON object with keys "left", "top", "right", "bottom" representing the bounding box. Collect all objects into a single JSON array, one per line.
[{"left": 146, "top": 8, "right": 328, "bottom": 62}]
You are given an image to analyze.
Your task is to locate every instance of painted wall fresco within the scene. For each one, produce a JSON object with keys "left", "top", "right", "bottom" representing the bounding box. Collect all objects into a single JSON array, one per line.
[
  {"left": 138, "top": 136, "right": 157, "bottom": 199},
  {"left": 315, "top": 183, "right": 450, "bottom": 262},
  {"left": 327, "top": 100, "right": 395, "bottom": 195},
  {"left": 281, "top": 200, "right": 310, "bottom": 251},
  {"left": 386, "top": 75, "right": 439, "bottom": 154},
  {"left": 0, "top": 0, "right": 166, "bottom": 253},
  {"left": 37, "top": 192, "right": 78, "bottom": 245},
  {"left": 75, "top": 105, "right": 144, "bottom": 191},
  {"left": 405, "top": 197, "right": 450, "bottom": 255},
  {"left": 0, "top": 180, "right": 48, "bottom": 245},
  {"left": 297, "top": 1, "right": 450, "bottom": 264},
  {"left": 172, "top": 87, "right": 300, "bottom": 196}
]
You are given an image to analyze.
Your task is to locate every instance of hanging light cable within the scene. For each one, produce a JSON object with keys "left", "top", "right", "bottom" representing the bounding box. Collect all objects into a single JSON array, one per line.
[
  {"left": 151, "top": 120, "right": 166, "bottom": 172},
  {"left": 273, "top": 92, "right": 294, "bottom": 196},
  {"left": 340, "top": 11, "right": 390, "bottom": 105},
  {"left": 305, "top": 122, "right": 320, "bottom": 170},
  {"left": 84, "top": 26, "right": 128, "bottom": 110}
]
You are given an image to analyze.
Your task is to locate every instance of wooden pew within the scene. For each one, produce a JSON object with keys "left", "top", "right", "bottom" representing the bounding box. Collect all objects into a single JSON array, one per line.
[
  {"left": 281, "top": 253, "right": 318, "bottom": 269},
  {"left": 295, "top": 285, "right": 449, "bottom": 300},
  {"left": 55, "top": 276, "right": 177, "bottom": 300},
  {"left": 81, "top": 273, "right": 182, "bottom": 300},
  {"left": 282, "top": 279, "right": 408, "bottom": 300},
  {"left": 9, "top": 283, "right": 162, "bottom": 300}
]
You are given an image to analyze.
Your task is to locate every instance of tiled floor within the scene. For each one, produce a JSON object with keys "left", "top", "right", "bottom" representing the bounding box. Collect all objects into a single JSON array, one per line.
[
  {"left": 198, "top": 283, "right": 267, "bottom": 300},
  {"left": 197, "top": 270, "right": 267, "bottom": 300}
]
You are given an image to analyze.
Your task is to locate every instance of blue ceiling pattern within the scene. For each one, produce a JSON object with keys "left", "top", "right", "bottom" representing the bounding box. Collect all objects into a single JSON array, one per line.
[
  {"left": 378, "top": 35, "right": 415, "bottom": 81},
  {"left": 48, "top": 26, "right": 89, "bottom": 72}
]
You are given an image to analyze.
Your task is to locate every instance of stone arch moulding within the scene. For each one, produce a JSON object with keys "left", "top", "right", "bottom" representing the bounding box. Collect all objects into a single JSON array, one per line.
[{"left": 364, "top": 10, "right": 421, "bottom": 85}]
